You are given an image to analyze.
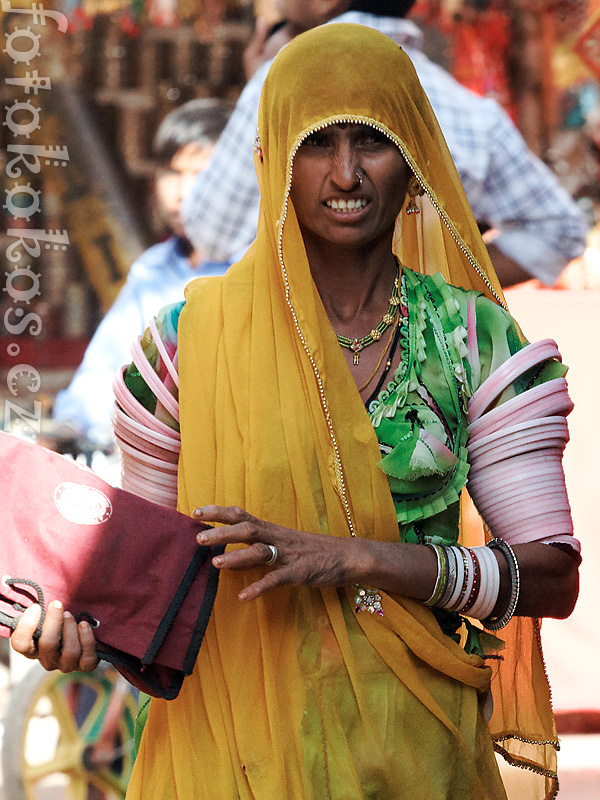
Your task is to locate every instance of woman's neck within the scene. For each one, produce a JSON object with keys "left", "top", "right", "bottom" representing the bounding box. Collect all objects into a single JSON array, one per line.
[{"left": 305, "top": 236, "right": 398, "bottom": 334}]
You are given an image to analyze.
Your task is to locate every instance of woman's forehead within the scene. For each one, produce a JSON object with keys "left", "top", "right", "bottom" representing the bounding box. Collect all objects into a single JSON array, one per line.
[
  {"left": 300, "top": 122, "right": 385, "bottom": 141},
  {"left": 317, "top": 122, "right": 376, "bottom": 133}
]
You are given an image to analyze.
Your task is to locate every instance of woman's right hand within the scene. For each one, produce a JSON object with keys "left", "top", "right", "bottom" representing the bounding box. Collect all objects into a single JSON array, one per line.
[{"left": 10, "top": 601, "right": 99, "bottom": 673}]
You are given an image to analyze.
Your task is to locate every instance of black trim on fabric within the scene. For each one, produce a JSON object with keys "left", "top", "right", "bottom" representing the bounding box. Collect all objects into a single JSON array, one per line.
[
  {"left": 96, "top": 545, "right": 224, "bottom": 700},
  {"left": 0, "top": 554, "right": 223, "bottom": 701},
  {"left": 141, "top": 542, "right": 221, "bottom": 667},
  {"left": 95, "top": 646, "right": 184, "bottom": 700},
  {"left": 182, "top": 545, "right": 224, "bottom": 674}
]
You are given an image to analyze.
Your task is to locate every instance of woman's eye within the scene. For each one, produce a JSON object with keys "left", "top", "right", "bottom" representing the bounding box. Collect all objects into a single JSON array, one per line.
[
  {"left": 302, "top": 133, "right": 331, "bottom": 148},
  {"left": 356, "top": 130, "right": 389, "bottom": 148}
]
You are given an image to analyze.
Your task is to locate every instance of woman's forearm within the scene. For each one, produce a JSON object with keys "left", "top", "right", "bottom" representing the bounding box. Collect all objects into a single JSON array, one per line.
[
  {"left": 348, "top": 537, "right": 579, "bottom": 621},
  {"left": 349, "top": 537, "right": 439, "bottom": 601},
  {"left": 503, "top": 542, "right": 579, "bottom": 619},
  {"left": 194, "top": 506, "right": 579, "bottom": 621}
]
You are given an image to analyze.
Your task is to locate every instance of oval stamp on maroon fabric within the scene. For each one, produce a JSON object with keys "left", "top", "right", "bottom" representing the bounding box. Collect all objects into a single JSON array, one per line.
[{"left": 54, "top": 482, "right": 113, "bottom": 525}]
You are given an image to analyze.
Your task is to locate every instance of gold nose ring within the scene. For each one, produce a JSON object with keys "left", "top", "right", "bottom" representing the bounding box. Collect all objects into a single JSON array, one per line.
[{"left": 355, "top": 169, "right": 364, "bottom": 186}]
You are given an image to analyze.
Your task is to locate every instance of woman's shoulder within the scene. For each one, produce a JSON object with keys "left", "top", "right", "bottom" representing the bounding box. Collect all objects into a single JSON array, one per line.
[
  {"left": 403, "top": 264, "right": 473, "bottom": 303},
  {"left": 156, "top": 268, "right": 237, "bottom": 332},
  {"left": 184, "top": 256, "right": 255, "bottom": 304},
  {"left": 403, "top": 264, "right": 475, "bottom": 300},
  {"left": 402, "top": 266, "right": 531, "bottom": 389},
  {"left": 402, "top": 265, "right": 475, "bottom": 338},
  {"left": 404, "top": 266, "right": 518, "bottom": 335}
]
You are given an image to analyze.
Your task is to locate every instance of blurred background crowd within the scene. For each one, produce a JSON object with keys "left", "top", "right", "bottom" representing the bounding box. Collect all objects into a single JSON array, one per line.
[{"left": 1, "top": 0, "right": 599, "bottom": 436}]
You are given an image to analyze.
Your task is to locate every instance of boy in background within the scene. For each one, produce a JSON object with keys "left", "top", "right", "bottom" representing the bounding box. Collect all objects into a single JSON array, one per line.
[{"left": 52, "top": 99, "right": 232, "bottom": 444}]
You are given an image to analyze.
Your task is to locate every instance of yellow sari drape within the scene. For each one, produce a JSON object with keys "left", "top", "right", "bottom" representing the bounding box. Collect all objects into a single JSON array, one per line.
[{"left": 127, "top": 25, "right": 557, "bottom": 800}]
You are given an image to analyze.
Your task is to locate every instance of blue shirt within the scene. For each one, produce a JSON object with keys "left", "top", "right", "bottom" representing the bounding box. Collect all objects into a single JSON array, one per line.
[{"left": 53, "top": 237, "right": 231, "bottom": 441}]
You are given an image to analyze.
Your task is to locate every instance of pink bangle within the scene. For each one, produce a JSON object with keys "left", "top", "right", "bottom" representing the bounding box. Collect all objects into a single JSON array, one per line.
[{"left": 468, "top": 339, "right": 561, "bottom": 423}]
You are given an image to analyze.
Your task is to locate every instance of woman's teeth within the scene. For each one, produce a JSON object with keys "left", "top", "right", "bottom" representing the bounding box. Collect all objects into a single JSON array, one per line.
[{"left": 326, "top": 198, "right": 367, "bottom": 212}]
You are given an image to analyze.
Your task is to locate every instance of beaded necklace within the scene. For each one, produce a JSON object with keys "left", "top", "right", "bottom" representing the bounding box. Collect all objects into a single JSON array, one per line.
[
  {"left": 336, "top": 261, "right": 401, "bottom": 365},
  {"left": 358, "top": 314, "right": 400, "bottom": 392}
]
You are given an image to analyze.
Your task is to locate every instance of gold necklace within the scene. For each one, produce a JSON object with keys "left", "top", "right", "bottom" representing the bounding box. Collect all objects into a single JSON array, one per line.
[
  {"left": 358, "top": 313, "right": 400, "bottom": 392},
  {"left": 336, "top": 262, "right": 400, "bottom": 365}
]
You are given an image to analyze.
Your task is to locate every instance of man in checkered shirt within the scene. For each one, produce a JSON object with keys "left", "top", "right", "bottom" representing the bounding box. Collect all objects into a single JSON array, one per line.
[{"left": 182, "top": 0, "right": 588, "bottom": 287}]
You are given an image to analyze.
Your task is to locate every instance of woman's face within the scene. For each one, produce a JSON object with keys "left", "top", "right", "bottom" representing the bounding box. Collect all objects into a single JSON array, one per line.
[{"left": 289, "top": 123, "right": 410, "bottom": 253}]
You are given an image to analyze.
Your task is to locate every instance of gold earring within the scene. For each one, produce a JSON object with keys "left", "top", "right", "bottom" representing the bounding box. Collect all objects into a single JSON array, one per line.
[{"left": 406, "top": 175, "right": 425, "bottom": 214}]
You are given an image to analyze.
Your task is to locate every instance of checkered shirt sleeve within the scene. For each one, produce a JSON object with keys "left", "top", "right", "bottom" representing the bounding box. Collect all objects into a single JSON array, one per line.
[{"left": 409, "top": 51, "right": 588, "bottom": 283}]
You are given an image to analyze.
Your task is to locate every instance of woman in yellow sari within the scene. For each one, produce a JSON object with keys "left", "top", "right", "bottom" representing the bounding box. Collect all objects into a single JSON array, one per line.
[{"left": 14, "top": 23, "right": 579, "bottom": 800}]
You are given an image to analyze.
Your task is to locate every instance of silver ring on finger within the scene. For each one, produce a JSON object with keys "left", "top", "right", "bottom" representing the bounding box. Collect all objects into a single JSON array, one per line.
[{"left": 265, "top": 544, "right": 278, "bottom": 565}]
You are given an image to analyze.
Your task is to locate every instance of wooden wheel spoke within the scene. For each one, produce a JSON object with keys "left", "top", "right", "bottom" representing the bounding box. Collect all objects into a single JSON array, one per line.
[
  {"left": 65, "top": 772, "right": 94, "bottom": 800},
  {"left": 76, "top": 689, "right": 110, "bottom": 743},
  {"left": 45, "top": 682, "right": 86, "bottom": 744},
  {"left": 21, "top": 744, "right": 84, "bottom": 781},
  {"left": 89, "top": 766, "right": 130, "bottom": 795},
  {"left": 3, "top": 663, "right": 137, "bottom": 800}
]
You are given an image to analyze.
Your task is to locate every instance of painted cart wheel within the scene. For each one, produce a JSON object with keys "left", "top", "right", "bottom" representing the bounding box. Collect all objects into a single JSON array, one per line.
[{"left": 2, "top": 662, "right": 137, "bottom": 800}]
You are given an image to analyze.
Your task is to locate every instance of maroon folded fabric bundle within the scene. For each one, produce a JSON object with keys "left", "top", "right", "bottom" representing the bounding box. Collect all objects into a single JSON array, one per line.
[{"left": 0, "top": 432, "right": 222, "bottom": 699}]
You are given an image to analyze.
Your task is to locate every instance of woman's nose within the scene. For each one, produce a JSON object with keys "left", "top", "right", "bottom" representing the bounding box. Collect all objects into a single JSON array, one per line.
[{"left": 330, "top": 145, "right": 361, "bottom": 191}]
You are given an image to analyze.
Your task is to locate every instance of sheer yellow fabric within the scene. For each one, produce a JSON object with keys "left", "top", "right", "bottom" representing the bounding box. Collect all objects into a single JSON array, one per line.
[{"left": 127, "top": 25, "right": 556, "bottom": 800}]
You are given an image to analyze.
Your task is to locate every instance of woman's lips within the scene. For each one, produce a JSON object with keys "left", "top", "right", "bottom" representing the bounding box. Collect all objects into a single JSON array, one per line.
[
  {"left": 325, "top": 197, "right": 368, "bottom": 212},
  {"left": 323, "top": 197, "right": 370, "bottom": 220}
]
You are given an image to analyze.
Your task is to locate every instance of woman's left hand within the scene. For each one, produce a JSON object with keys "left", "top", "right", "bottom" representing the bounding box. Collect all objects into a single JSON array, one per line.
[{"left": 193, "top": 505, "right": 362, "bottom": 601}]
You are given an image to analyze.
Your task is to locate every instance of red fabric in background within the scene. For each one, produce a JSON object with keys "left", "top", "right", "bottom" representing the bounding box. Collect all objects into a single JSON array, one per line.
[
  {"left": 0, "top": 433, "right": 220, "bottom": 699},
  {"left": 450, "top": 10, "right": 517, "bottom": 122},
  {"left": 505, "top": 284, "right": 600, "bottom": 719}
]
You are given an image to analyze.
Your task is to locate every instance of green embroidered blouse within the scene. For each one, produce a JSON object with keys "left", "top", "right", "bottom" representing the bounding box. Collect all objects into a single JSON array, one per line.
[{"left": 123, "top": 268, "right": 566, "bottom": 656}]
